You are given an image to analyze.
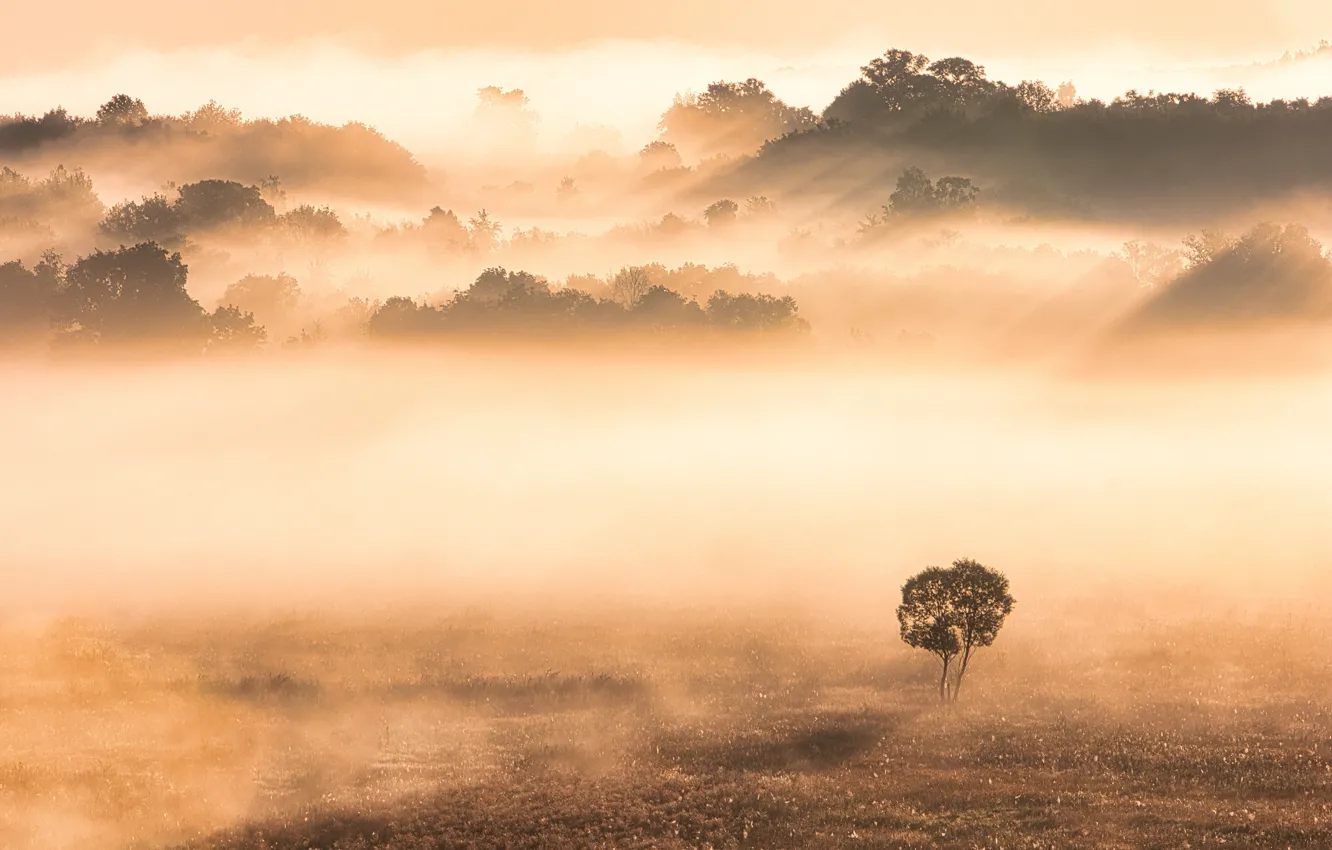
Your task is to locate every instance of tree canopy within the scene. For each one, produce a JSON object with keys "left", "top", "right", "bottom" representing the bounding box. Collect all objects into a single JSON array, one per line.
[
  {"left": 659, "top": 78, "right": 816, "bottom": 158},
  {"left": 897, "top": 559, "right": 1015, "bottom": 703}
]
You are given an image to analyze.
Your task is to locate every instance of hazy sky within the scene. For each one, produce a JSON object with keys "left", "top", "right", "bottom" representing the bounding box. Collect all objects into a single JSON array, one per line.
[{"left": 4, "top": 0, "right": 1330, "bottom": 70}]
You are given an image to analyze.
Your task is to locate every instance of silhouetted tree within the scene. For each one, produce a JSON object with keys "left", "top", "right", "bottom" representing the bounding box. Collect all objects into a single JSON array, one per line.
[
  {"left": 96, "top": 94, "right": 148, "bottom": 126},
  {"left": 1212, "top": 87, "right": 1252, "bottom": 111},
  {"left": 366, "top": 296, "right": 443, "bottom": 337},
  {"left": 633, "top": 285, "right": 705, "bottom": 328},
  {"left": 897, "top": 559, "right": 1015, "bottom": 703},
  {"left": 703, "top": 199, "right": 739, "bottom": 227},
  {"left": 610, "top": 266, "right": 653, "bottom": 307},
  {"left": 934, "top": 176, "right": 980, "bottom": 209},
  {"left": 704, "top": 290, "right": 807, "bottom": 332},
  {"left": 889, "top": 167, "right": 941, "bottom": 214},
  {"left": 859, "top": 49, "right": 934, "bottom": 113},
  {"left": 467, "top": 209, "right": 502, "bottom": 253},
  {"left": 459, "top": 267, "right": 548, "bottom": 305},
  {"left": 206, "top": 305, "right": 266, "bottom": 351},
  {"left": 0, "top": 251, "right": 63, "bottom": 338},
  {"left": 659, "top": 78, "right": 816, "bottom": 157},
  {"left": 174, "top": 179, "right": 276, "bottom": 230},
  {"left": 1013, "top": 80, "right": 1058, "bottom": 113},
  {"left": 883, "top": 168, "right": 979, "bottom": 218},
  {"left": 897, "top": 567, "right": 960, "bottom": 702},
  {"left": 279, "top": 205, "right": 345, "bottom": 240},
  {"left": 100, "top": 194, "right": 183, "bottom": 246},
  {"left": 556, "top": 177, "right": 579, "bottom": 203},
  {"left": 825, "top": 49, "right": 1001, "bottom": 125},
  {"left": 744, "top": 196, "right": 777, "bottom": 218},
  {"left": 57, "top": 242, "right": 205, "bottom": 346},
  {"left": 185, "top": 100, "right": 243, "bottom": 133},
  {"left": 639, "top": 140, "right": 683, "bottom": 171},
  {"left": 421, "top": 206, "right": 469, "bottom": 251}
]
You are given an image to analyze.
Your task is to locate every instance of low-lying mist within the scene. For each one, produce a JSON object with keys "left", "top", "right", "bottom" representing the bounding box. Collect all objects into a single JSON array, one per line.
[{"left": 4, "top": 351, "right": 1330, "bottom": 621}]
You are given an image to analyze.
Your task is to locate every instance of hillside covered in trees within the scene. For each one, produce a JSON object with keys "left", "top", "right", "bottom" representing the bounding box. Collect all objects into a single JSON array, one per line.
[
  {"left": 4, "top": 45, "right": 1332, "bottom": 359},
  {"left": 677, "top": 49, "right": 1332, "bottom": 218}
]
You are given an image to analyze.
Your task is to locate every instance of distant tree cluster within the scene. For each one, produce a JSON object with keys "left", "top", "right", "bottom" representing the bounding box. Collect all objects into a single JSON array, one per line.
[
  {"left": 0, "top": 164, "right": 103, "bottom": 238},
  {"left": 101, "top": 178, "right": 345, "bottom": 247},
  {"left": 366, "top": 266, "right": 809, "bottom": 340},
  {"left": 0, "top": 242, "right": 262, "bottom": 352},
  {"left": 858, "top": 167, "right": 981, "bottom": 233},
  {"left": 1133, "top": 223, "right": 1332, "bottom": 326},
  {"left": 0, "top": 244, "right": 809, "bottom": 354},
  {"left": 0, "top": 95, "right": 426, "bottom": 202},
  {"left": 374, "top": 207, "right": 510, "bottom": 255},
  {"left": 639, "top": 141, "right": 683, "bottom": 172},
  {"left": 822, "top": 50, "right": 1062, "bottom": 128},
  {"left": 586, "top": 262, "right": 783, "bottom": 301},
  {"left": 722, "top": 47, "right": 1332, "bottom": 215},
  {"left": 659, "top": 79, "right": 817, "bottom": 158}
]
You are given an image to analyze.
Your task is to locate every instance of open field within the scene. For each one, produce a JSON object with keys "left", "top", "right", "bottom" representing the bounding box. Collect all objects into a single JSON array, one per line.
[
  {"left": 4, "top": 357, "right": 1332, "bottom": 848},
  {"left": 3, "top": 602, "right": 1330, "bottom": 850}
]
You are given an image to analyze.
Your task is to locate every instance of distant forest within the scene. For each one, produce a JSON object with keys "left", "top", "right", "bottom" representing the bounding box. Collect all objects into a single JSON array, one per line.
[
  {"left": 4, "top": 48, "right": 1332, "bottom": 219},
  {"left": 665, "top": 48, "right": 1332, "bottom": 217},
  {"left": 3, "top": 46, "right": 1332, "bottom": 355},
  {"left": 0, "top": 243, "right": 807, "bottom": 354}
]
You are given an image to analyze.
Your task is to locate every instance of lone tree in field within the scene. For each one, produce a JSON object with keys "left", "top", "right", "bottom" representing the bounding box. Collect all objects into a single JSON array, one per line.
[{"left": 896, "top": 559, "right": 1014, "bottom": 703}]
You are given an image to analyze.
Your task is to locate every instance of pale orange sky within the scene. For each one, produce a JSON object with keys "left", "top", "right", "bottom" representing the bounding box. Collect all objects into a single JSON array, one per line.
[{"left": 3, "top": 0, "right": 1330, "bottom": 72}]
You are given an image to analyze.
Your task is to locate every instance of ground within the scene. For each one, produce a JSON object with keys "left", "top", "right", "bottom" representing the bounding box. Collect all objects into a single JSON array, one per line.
[{"left": 2, "top": 602, "right": 1330, "bottom": 849}]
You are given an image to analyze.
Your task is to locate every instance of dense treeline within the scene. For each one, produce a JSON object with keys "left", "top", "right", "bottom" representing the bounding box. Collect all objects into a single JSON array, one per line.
[
  {"left": 366, "top": 267, "right": 807, "bottom": 339},
  {"left": 101, "top": 178, "right": 345, "bottom": 248},
  {"left": 0, "top": 96, "right": 425, "bottom": 202},
  {"left": 8, "top": 44, "right": 1332, "bottom": 226},
  {"left": 4, "top": 46, "right": 1332, "bottom": 359},
  {"left": 0, "top": 164, "right": 104, "bottom": 244},
  {"left": 670, "top": 49, "right": 1332, "bottom": 217},
  {"left": 659, "top": 79, "right": 817, "bottom": 159},
  {"left": 0, "top": 242, "right": 808, "bottom": 354},
  {"left": 4, "top": 217, "right": 1324, "bottom": 357},
  {"left": 0, "top": 243, "right": 265, "bottom": 352}
]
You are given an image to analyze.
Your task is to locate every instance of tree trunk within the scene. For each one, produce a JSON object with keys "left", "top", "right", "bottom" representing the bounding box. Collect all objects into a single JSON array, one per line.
[
  {"left": 939, "top": 657, "right": 951, "bottom": 702},
  {"left": 952, "top": 647, "right": 973, "bottom": 703}
]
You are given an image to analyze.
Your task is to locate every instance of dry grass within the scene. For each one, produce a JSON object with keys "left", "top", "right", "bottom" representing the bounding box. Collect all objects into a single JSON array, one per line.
[{"left": 2, "top": 605, "right": 1330, "bottom": 849}]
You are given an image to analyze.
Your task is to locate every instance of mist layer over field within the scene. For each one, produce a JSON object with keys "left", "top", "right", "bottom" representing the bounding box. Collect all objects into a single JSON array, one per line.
[{"left": 4, "top": 353, "right": 1330, "bottom": 618}]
